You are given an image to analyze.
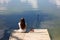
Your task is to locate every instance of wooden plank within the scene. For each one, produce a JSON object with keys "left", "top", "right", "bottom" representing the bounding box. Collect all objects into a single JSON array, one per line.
[{"left": 9, "top": 29, "right": 51, "bottom": 40}]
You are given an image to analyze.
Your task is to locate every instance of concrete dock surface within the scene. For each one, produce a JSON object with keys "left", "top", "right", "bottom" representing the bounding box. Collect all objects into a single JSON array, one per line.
[{"left": 9, "top": 29, "right": 51, "bottom": 40}]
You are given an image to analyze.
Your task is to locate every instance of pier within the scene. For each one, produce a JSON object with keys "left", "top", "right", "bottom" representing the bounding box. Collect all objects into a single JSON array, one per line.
[{"left": 9, "top": 29, "right": 51, "bottom": 40}]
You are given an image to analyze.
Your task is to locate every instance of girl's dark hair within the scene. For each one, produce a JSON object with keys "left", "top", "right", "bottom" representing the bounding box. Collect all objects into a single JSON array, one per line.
[{"left": 20, "top": 18, "right": 26, "bottom": 29}]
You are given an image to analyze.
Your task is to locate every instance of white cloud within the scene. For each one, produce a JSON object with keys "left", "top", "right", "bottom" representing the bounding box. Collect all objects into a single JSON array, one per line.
[
  {"left": 49, "top": 0, "right": 60, "bottom": 8},
  {"left": 20, "top": 0, "right": 38, "bottom": 9},
  {"left": 0, "top": 0, "right": 10, "bottom": 4}
]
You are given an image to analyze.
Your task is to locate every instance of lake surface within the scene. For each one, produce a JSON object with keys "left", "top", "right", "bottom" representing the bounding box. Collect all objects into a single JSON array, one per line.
[{"left": 0, "top": 10, "right": 60, "bottom": 40}]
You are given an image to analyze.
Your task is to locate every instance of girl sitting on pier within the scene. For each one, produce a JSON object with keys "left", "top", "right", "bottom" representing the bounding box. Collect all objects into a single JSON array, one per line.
[
  {"left": 18, "top": 18, "right": 26, "bottom": 32},
  {"left": 14, "top": 18, "right": 26, "bottom": 32}
]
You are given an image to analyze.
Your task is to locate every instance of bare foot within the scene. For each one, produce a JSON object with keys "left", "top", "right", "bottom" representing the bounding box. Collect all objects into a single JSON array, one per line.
[{"left": 29, "top": 29, "right": 34, "bottom": 32}]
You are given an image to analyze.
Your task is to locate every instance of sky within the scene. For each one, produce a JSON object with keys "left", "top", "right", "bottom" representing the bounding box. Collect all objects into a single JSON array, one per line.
[{"left": 0, "top": 0, "right": 60, "bottom": 15}]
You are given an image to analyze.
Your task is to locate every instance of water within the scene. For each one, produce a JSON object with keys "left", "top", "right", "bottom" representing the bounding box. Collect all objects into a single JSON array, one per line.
[{"left": 0, "top": 10, "right": 60, "bottom": 40}]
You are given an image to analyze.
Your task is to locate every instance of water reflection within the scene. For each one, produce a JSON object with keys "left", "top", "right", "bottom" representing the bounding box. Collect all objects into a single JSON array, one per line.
[
  {"left": 0, "top": 0, "right": 11, "bottom": 13},
  {"left": 0, "top": 0, "right": 10, "bottom": 4},
  {"left": 0, "top": 7, "right": 7, "bottom": 12}
]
